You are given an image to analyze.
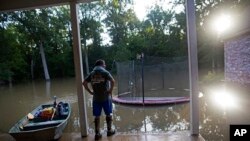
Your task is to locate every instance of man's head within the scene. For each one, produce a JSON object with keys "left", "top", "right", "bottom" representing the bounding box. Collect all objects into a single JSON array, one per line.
[{"left": 94, "top": 59, "right": 106, "bottom": 68}]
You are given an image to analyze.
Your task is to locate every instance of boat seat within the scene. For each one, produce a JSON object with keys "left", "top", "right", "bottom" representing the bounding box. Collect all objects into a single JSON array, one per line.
[{"left": 22, "top": 120, "right": 64, "bottom": 131}]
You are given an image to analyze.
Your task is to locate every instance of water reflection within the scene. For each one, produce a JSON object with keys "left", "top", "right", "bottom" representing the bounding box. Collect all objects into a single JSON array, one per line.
[
  {"left": 1, "top": 78, "right": 250, "bottom": 141},
  {"left": 200, "top": 82, "right": 250, "bottom": 141},
  {"left": 0, "top": 78, "right": 190, "bottom": 135},
  {"left": 110, "top": 104, "right": 190, "bottom": 134},
  {"left": 45, "top": 81, "right": 51, "bottom": 98}
]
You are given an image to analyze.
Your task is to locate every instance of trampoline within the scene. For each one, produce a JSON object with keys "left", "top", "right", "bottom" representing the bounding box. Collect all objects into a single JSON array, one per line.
[
  {"left": 114, "top": 55, "right": 190, "bottom": 106},
  {"left": 112, "top": 95, "right": 190, "bottom": 106}
]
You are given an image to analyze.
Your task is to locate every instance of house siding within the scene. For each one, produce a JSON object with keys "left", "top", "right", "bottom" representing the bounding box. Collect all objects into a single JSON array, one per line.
[{"left": 225, "top": 34, "right": 250, "bottom": 84}]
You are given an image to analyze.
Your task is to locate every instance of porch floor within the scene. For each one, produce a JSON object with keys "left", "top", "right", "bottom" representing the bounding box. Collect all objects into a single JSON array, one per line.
[{"left": 59, "top": 131, "right": 205, "bottom": 141}]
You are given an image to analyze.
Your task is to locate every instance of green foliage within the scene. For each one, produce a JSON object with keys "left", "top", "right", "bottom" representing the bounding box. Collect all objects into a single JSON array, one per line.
[
  {"left": 0, "top": 24, "right": 27, "bottom": 82},
  {"left": 113, "top": 45, "right": 133, "bottom": 61},
  {"left": 9, "top": 6, "right": 73, "bottom": 79},
  {"left": 0, "top": 1, "right": 188, "bottom": 82},
  {"left": 2, "top": 0, "right": 249, "bottom": 82}
]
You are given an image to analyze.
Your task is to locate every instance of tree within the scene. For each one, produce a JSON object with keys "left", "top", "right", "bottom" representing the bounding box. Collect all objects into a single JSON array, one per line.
[
  {"left": 11, "top": 9, "right": 51, "bottom": 80},
  {"left": 103, "top": 0, "right": 136, "bottom": 45},
  {"left": 0, "top": 16, "right": 27, "bottom": 83},
  {"left": 138, "top": 3, "right": 187, "bottom": 58},
  {"left": 10, "top": 6, "right": 72, "bottom": 80},
  {"left": 79, "top": 2, "right": 104, "bottom": 74}
]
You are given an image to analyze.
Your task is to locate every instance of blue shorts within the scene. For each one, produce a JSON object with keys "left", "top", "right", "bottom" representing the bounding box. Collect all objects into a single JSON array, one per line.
[{"left": 93, "top": 99, "right": 112, "bottom": 117}]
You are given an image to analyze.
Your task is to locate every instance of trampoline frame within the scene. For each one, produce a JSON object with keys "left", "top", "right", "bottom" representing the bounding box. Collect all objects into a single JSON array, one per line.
[{"left": 112, "top": 95, "right": 190, "bottom": 106}]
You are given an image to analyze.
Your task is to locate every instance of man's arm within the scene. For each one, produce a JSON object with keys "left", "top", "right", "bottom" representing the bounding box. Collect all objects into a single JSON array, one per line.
[
  {"left": 107, "top": 78, "right": 115, "bottom": 95},
  {"left": 83, "top": 80, "right": 94, "bottom": 95}
]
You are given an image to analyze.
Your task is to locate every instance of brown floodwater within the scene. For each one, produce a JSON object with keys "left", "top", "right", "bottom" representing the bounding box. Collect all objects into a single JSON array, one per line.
[{"left": 0, "top": 78, "right": 250, "bottom": 141}]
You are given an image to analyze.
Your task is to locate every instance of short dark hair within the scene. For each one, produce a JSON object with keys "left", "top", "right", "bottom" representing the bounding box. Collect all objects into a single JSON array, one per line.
[{"left": 94, "top": 59, "right": 105, "bottom": 67}]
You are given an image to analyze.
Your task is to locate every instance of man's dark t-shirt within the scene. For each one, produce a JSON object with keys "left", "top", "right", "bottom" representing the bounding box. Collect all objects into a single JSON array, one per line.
[{"left": 85, "top": 66, "right": 114, "bottom": 102}]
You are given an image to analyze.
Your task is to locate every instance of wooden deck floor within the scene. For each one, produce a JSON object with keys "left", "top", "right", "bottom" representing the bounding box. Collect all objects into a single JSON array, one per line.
[
  {"left": 0, "top": 131, "right": 205, "bottom": 141},
  {"left": 59, "top": 131, "right": 205, "bottom": 141}
]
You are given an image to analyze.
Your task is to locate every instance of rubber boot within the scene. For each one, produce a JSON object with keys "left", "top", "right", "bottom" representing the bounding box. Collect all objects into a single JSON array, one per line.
[
  {"left": 94, "top": 117, "right": 102, "bottom": 140},
  {"left": 106, "top": 116, "right": 115, "bottom": 136}
]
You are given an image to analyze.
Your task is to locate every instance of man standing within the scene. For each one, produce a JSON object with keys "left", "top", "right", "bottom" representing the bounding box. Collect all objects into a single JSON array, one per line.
[{"left": 83, "top": 59, "right": 115, "bottom": 140}]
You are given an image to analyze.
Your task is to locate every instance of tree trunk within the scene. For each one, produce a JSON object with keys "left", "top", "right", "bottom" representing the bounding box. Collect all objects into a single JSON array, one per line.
[{"left": 39, "top": 42, "right": 50, "bottom": 81}]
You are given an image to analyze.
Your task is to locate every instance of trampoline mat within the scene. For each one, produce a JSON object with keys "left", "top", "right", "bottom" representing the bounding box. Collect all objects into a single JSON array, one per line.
[{"left": 112, "top": 95, "right": 190, "bottom": 106}]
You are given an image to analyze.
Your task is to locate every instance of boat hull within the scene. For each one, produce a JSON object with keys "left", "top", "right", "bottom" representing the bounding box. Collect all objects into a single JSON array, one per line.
[{"left": 9, "top": 102, "right": 70, "bottom": 141}]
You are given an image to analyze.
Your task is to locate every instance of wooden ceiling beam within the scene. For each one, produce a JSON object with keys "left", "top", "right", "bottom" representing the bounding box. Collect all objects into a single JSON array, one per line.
[{"left": 0, "top": 0, "right": 96, "bottom": 12}]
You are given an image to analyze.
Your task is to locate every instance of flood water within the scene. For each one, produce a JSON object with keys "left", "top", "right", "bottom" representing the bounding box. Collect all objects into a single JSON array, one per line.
[{"left": 1, "top": 78, "right": 250, "bottom": 141}]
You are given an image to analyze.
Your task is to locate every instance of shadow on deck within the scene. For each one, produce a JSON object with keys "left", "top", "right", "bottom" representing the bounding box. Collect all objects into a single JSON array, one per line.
[
  {"left": 59, "top": 131, "right": 205, "bottom": 141},
  {"left": 1, "top": 131, "right": 205, "bottom": 141}
]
